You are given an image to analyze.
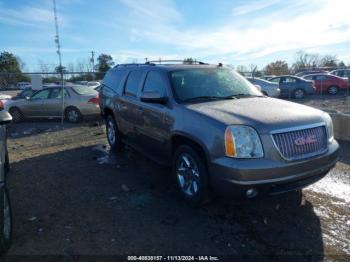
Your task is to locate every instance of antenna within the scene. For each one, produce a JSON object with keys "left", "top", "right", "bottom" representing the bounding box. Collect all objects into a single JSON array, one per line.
[{"left": 53, "top": 0, "right": 65, "bottom": 125}]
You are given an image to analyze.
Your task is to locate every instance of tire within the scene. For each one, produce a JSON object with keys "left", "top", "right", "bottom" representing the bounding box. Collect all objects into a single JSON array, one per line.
[
  {"left": 65, "top": 107, "right": 82, "bottom": 123},
  {"left": 9, "top": 107, "right": 23, "bottom": 123},
  {"left": 262, "top": 91, "right": 268, "bottom": 96},
  {"left": 293, "top": 88, "right": 306, "bottom": 99},
  {"left": 172, "top": 145, "right": 210, "bottom": 206},
  {"left": 327, "top": 85, "right": 339, "bottom": 95},
  {"left": 0, "top": 188, "right": 12, "bottom": 254},
  {"left": 105, "top": 115, "right": 123, "bottom": 151}
]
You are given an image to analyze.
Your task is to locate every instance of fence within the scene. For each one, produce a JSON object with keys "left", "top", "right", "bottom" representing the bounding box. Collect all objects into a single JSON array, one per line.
[
  {"left": 0, "top": 71, "right": 105, "bottom": 90},
  {"left": 0, "top": 70, "right": 349, "bottom": 98}
]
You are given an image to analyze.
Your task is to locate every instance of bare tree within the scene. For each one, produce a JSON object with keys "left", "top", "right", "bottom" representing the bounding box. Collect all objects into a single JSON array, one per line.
[{"left": 292, "top": 50, "right": 319, "bottom": 72}]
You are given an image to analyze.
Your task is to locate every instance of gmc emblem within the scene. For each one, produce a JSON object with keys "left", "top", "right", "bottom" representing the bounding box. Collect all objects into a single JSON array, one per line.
[{"left": 294, "top": 135, "right": 318, "bottom": 146}]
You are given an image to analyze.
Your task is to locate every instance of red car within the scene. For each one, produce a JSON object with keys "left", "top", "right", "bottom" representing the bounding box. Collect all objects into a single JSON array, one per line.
[{"left": 303, "top": 74, "right": 349, "bottom": 94}]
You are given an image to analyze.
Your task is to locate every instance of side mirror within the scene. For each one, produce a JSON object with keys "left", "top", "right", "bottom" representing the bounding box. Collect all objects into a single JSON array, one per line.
[{"left": 140, "top": 91, "right": 167, "bottom": 104}]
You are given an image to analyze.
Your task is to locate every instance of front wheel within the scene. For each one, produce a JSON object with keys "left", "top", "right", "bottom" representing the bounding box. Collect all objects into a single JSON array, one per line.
[
  {"left": 0, "top": 188, "right": 12, "bottom": 254},
  {"left": 172, "top": 145, "right": 210, "bottom": 206}
]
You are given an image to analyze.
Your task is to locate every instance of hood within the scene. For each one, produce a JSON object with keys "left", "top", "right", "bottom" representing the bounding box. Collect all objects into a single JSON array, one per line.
[{"left": 185, "top": 97, "right": 326, "bottom": 134}]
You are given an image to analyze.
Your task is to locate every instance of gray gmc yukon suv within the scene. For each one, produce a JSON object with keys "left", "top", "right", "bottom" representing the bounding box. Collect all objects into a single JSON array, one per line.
[{"left": 99, "top": 61, "right": 339, "bottom": 205}]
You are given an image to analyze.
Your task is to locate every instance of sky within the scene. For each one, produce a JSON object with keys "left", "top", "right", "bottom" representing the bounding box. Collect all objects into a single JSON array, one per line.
[{"left": 0, "top": 0, "right": 350, "bottom": 72}]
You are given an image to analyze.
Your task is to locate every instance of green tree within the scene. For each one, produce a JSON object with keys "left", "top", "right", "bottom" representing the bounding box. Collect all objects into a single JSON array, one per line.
[
  {"left": 0, "top": 51, "right": 29, "bottom": 89},
  {"left": 97, "top": 54, "right": 114, "bottom": 73},
  {"left": 0, "top": 51, "right": 21, "bottom": 73},
  {"left": 264, "top": 60, "right": 289, "bottom": 75}
]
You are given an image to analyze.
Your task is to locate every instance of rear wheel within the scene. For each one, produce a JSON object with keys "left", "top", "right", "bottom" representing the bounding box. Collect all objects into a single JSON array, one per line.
[
  {"left": 65, "top": 107, "right": 82, "bottom": 123},
  {"left": 9, "top": 107, "right": 23, "bottom": 123},
  {"left": 173, "top": 145, "right": 210, "bottom": 206},
  {"left": 328, "top": 85, "right": 339, "bottom": 95},
  {"left": 105, "top": 115, "right": 123, "bottom": 151},
  {"left": 0, "top": 188, "right": 12, "bottom": 254},
  {"left": 293, "top": 88, "right": 306, "bottom": 99}
]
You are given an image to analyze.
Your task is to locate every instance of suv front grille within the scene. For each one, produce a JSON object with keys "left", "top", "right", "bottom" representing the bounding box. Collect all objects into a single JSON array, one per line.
[{"left": 272, "top": 125, "right": 327, "bottom": 161}]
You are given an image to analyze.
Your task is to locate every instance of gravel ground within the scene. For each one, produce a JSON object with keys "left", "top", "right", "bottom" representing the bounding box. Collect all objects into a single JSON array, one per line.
[{"left": 3, "top": 119, "right": 349, "bottom": 260}]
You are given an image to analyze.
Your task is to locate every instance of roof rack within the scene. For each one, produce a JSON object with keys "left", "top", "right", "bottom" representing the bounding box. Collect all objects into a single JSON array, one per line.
[
  {"left": 114, "top": 63, "right": 152, "bottom": 68},
  {"left": 145, "top": 59, "right": 209, "bottom": 65}
]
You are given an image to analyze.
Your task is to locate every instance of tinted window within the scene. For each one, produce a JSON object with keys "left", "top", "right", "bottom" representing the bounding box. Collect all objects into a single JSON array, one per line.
[
  {"left": 343, "top": 71, "right": 350, "bottom": 77},
  {"left": 282, "top": 77, "right": 297, "bottom": 83},
  {"left": 303, "top": 76, "right": 313, "bottom": 80},
  {"left": 125, "top": 70, "right": 144, "bottom": 96},
  {"left": 315, "top": 75, "right": 327, "bottom": 81},
  {"left": 31, "top": 89, "right": 50, "bottom": 100},
  {"left": 270, "top": 78, "right": 280, "bottom": 83},
  {"left": 143, "top": 71, "right": 166, "bottom": 95},
  {"left": 103, "top": 69, "right": 128, "bottom": 92},
  {"left": 49, "top": 88, "right": 69, "bottom": 99}
]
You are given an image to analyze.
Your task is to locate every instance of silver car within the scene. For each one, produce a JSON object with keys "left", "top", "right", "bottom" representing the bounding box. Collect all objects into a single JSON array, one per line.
[
  {"left": 5, "top": 85, "right": 100, "bottom": 123},
  {"left": 247, "top": 77, "right": 281, "bottom": 97}
]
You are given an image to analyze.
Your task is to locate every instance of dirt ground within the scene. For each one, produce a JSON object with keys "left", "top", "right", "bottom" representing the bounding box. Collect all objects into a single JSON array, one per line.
[
  {"left": 3, "top": 118, "right": 349, "bottom": 260},
  {"left": 293, "top": 93, "right": 350, "bottom": 114}
]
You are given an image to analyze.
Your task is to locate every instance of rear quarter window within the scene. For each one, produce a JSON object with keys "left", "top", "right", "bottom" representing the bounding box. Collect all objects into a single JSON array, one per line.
[
  {"left": 71, "top": 85, "right": 98, "bottom": 96},
  {"left": 124, "top": 70, "right": 144, "bottom": 96},
  {"left": 103, "top": 69, "right": 128, "bottom": 93}
]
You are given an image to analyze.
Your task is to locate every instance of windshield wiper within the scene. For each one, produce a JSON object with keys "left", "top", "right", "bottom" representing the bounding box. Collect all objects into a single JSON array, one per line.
[
  {"left": 225, "top": 94, "right": 264, "bottom": 99},
  {"left": 183, "top": 96, "right": 234, "bottom": 102}
]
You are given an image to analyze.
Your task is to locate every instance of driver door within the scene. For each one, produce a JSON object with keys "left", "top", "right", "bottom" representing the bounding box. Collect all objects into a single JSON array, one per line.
[{"left": 22, "top": 89, "right": 51, "bottom": 118}]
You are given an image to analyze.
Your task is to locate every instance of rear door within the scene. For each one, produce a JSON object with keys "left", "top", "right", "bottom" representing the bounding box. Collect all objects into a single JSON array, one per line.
[
  {"left": 118, "top": 69, "right": 146, "bottom": 144},
  {"left": 136, "top": 70, "right": 171, "bottom": 160},
  {"left": 44, "top": 87, "right": 70, "bottom": 117}
]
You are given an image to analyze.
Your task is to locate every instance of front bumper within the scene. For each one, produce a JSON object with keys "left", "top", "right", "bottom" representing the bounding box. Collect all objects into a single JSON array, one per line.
[{"left": 209, "top": 140, "right": 339, "bottom": 198}]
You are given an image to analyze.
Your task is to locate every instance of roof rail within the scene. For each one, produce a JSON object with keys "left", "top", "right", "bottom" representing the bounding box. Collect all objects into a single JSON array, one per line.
[
  {"left": 114, "top": 63, "right": 154, "bottom": 68},
  {"left": 146, "top": 59, "right": 209, "bottom": 65}
]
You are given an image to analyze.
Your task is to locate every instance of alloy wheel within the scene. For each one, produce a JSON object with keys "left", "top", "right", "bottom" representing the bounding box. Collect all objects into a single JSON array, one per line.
[{"left": 176, "top": 153, "right": 200, "bottom": 196}]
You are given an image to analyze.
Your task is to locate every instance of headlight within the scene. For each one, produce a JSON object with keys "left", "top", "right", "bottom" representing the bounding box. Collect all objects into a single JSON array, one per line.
[
  {"left": 225, "top": 125, "right": 264, "bottom": 158},
  {"left": 324, "top": 113, "right": 334, "bottom": 143}
]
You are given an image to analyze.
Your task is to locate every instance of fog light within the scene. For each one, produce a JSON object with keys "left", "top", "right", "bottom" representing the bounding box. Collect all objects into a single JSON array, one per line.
[{"left": 246, "top": 188, "right": 258, "bottom": 198}]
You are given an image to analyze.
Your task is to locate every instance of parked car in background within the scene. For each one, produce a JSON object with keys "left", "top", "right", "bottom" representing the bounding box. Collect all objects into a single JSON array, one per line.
[
  {"left": 269, "top": 75, "right": 315, "bottom": 99},
  {"left": 295, "top": 70, "right": 327, "bottom": 77},
  {"left": 6, "top": 85, "right": 100, "bottom": 123},
  {"left": 303, "top": 74, "right": 349, "bottom": 94},
  {"left": 0, "top": 93, "right": 12, "bottom": 100},
  {"left": 11, "top": 87, "right": 35, "bottom": 100},
  {"left": 0, "top": 105, "right": 12, "bottom": 254},
  {"left": 100, "top": 62, "right": 338, "bottom": 205},
  {"left": 260, "top": 75, "right": 276, "bottom": 80},
  {"left": 247, "top": 77, "right": 280, "bottom": 97},
  {"left": 87, "top": 81, "right": 100, "bottom": 88},
  {"left": 16, "top": 82, "right": 31, "bottom": 90},
  {"left": 329, "top": 69, "right": 350, "bottom": 82}
]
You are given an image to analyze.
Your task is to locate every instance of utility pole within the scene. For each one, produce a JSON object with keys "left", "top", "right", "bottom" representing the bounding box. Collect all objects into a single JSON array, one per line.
[
  {"left": 52, "top": 0, "right": 65, "bottom": 125},
  {"left": 91, "top": 51, "right": 95, "bottom": 80}
]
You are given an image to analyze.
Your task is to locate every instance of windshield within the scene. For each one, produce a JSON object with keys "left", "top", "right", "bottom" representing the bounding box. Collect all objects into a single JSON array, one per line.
[
  {"left": 170, "top": 68, "right": 262, "bottom": 102},
  {"left": 71, "top": 85, "right": 98, "bottom": 95}
]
